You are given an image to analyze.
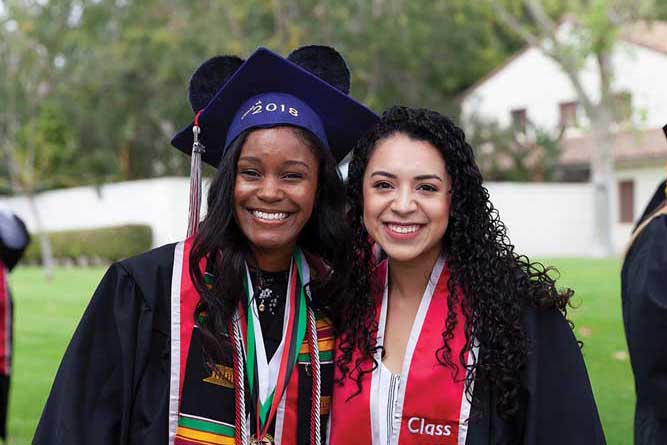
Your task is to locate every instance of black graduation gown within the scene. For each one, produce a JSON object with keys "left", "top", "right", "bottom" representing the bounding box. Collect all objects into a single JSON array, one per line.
[
  {"left": 0, "top": 213, "right": 30, "bottom": 440},
  {"left": 33, "top": 243, "right": 175, "bottom": 444},
  {"left": 0, "top": 214, "right": 30, "bottom": 271},
  {"left": 35, "top": 241, "right": 605, "bottom": 444},
  {"left": 621, "top": 212, "right": 667, "bottom": 445},
  {"left": 466, "top": 306, "right": 606, "bottom": 444},
  {"left": 34, "top": 243, "right": 333, "bottom": 445}
]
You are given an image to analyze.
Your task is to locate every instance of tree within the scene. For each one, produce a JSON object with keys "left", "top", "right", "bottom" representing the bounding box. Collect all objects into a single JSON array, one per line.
[
  {"left": 468, "top": 117, "right": 565, "bottom": 182},
  {"left": 487, "top": 0, "right": 655, "bottom": 257},
  {"left": 0, "top": 2, "right": 64, "bottom": 278}
]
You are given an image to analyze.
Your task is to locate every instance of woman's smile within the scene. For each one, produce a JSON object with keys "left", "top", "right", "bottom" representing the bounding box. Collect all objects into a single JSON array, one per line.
[
  {"left": 383, "top": 222, "right": 425, "bottom": 240},
  {"left": 234, "top": 127, "right": 319, "bottom": 268},
  {"left": 362, "top": 133, "right": 451, "bottom": 264},
  {"left": 248, "top": 208, "right": 292, "bottom": 223}
]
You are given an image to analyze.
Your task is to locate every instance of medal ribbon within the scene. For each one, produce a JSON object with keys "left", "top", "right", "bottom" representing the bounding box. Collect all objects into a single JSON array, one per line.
[{"left": 241, "top": 248, "right": 308, "bottom": 440}]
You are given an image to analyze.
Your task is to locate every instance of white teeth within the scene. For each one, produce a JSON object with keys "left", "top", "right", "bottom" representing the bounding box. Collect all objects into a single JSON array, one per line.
[
  {"left": 388, "top": 224, "right": 420, "bottom": 234},
  {"left": 252, "top": 210, "right": 289, "bottom": 221}
]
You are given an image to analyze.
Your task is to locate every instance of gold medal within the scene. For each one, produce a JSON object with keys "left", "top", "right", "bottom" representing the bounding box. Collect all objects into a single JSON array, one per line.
[{"left": 250, "top": 433, "right": 274, "bottom": 444}]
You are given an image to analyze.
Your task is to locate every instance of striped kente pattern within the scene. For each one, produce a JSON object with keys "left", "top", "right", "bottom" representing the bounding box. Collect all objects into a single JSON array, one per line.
[
  {"left": 175, "top": 413, "right": 236, "bottom": 445},
  {"left": 298, "top": 317, "right": 333, "bottom": 363},
  {"left": 177, "top": 314, "right": 333, "bottom": 444}
]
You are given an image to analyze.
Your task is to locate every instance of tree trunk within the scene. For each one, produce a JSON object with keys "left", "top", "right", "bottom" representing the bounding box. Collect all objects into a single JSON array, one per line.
[
  {"left": 26, "top": 191, "right": 54, "bottom": 280},
  {"left": 589, "top": 109, "right": 616, "bottom": 257}
]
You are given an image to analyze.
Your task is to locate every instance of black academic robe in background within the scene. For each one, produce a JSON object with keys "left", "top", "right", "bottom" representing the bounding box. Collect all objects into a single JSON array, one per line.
[
  {"left": 0, "top": 212, "right": 29, "bottom": 440},
  {"left": 622, "top": 212, "right": 667, "bottom": 445},
  {"left": 0, "top": 214, "right": 30, "bottom": 272}
]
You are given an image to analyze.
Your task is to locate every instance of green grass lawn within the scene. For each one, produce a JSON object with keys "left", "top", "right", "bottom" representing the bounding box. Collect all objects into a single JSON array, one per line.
[
  {"left": 6, "top": 259, "right": 631, "bottom": 444},
  {"left": 8, "top": 266, "right": 107, "bottom": 445},
  {"left": 547, "top": 258, "right": 633, "bottom": 445}
]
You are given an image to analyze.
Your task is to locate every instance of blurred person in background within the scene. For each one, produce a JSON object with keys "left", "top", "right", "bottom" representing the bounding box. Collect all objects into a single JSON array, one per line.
[
  {"left": 330, "top": 106, "right": 605, "bottom": 445},
  {"left": 33, "top": 46, "right": 378, "bottom": 445},
  {"left": 621, "top": 126, "right": 667, "bottom": 445},
  {"left": 0, "top": 204, "right": 30, "bottom": 442}
]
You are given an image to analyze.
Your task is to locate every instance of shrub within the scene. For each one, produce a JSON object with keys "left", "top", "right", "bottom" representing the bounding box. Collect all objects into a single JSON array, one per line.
[{"left": 22, "top": 225, "right": 153, "bottom": 264}]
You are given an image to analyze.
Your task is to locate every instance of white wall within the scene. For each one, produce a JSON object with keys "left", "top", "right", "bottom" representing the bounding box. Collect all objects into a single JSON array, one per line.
[
  {"left": 617, "top": 164, "right": 667, "bottom": 217},
  {"left": 461, "top": 39, "right": 667, "bottom": 132},
  {"left": 615, "top": 164, "right": 667, "bottom": 239},
  {"left": 0, "top": 178, "right": 193, "bottom": 248},
  {"left": 0, "top": 177, "right": 644, "bottom": 258},
  {"left": 485, "top": 182, "right": 596, "bottom": 257}
]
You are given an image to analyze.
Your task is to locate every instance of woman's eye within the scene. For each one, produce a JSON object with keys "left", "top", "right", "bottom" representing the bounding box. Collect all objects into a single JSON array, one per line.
[
  {"left": 283, "top": 172, "right": 304, "bottom": 180},
  {"left": 418, "top": 184, "right": 438, "bottom": 192},
  {"left": 240, "top": 169, "right": 260, "bottom": 178},
  {"left": 372, "top": 181, "right": 393, "bottom": 190}
]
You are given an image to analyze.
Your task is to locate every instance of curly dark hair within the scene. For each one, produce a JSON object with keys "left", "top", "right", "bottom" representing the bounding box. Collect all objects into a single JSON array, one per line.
[
  {"left": 336, "top": 106, "right": 573, "bottom": 419},
  {"left": 189, "top": 125, "right": 351, "bottom": 366}
]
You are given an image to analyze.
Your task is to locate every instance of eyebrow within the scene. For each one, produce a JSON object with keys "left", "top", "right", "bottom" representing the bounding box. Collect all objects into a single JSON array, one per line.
[
  {"left": 370, "top": 171, "right": 397, "bottom": 179},
  {"left": 414, "top": 174, "right": 443, "bottom": 182},
  {"left": 238, "top": 156, "right": 309, "bottom": 168},
  {"left": 283, "top": 160, "right": 309, "bottom": 168},
  {"left": 370, "top": 171, "right": 443, "bottom": 182},
  {"left": 238, "top": 156, "right": 261, "bottom": 164}
]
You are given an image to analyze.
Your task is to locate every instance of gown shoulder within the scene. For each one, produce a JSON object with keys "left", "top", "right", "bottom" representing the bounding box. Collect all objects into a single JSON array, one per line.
[
  {"left": 33, "top": 243, "right": 179, "bottom": 445},
  {"left": 621, "top": 214, "right": 667, "bottom": 443},
  {"left": 467, "top": 305, "right": 606, "bottom": 445}
]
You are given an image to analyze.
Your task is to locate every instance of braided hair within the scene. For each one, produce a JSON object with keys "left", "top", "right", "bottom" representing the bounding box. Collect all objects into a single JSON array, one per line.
[{"left": 336, "top": 106, "right": 573, "bottom": 418}]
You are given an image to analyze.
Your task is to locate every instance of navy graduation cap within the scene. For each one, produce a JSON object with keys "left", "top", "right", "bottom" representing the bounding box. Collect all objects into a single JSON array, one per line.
[{"left": 172, "top": 45, "right": 379, "bottom": 236}]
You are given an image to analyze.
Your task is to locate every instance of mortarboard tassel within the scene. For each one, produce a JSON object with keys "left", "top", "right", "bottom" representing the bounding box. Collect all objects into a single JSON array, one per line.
[{"left": 187, "top": 112, "right": 205, "bottom": 237}]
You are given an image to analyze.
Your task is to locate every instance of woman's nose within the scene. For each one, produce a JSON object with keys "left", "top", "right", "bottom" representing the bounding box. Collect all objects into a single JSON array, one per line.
[
  {"left": 256, "top": 176, "right": 284, "bottom": 202},
  {"left": 390, "top": 187, "right": 417, "bottom": 215}
]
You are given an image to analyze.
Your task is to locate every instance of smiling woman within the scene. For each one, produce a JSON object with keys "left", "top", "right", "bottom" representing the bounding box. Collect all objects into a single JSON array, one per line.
[
  {"left": 362, "top": 134, "right": 451, "bottom": 266},
  {"left": 330, "top": 106, "right": 606, "bottom": 445},
  {"left": 233, "top": 127, "right": 320, "bottom": 271},
  {"left": 33, "top": 46, "right": 378, "bottom": 445}
]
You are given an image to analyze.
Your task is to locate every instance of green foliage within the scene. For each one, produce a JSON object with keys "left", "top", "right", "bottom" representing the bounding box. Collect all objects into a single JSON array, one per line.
[
  {"left": 15, "top": 100, "right": 85, "bottom": 189},
  {"left": 546, "top": 257, "right": 633, "bottom": 445},
  {"left": 468, "top": 117, "right": 564, "bottom": 181},
  {"left": 4, "top": 0, "right": 663, "bottom": 189},
  {"left": 22, "top": 224, "right": 153, "bottom": 263},
  {"left": 1, "top": 0, "right": 524, "bottom": 187}
]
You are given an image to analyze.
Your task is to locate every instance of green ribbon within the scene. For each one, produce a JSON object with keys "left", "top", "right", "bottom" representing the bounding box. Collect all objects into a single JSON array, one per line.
[{"left": 243, "top": 248, "right": 308, "bottom": 431}]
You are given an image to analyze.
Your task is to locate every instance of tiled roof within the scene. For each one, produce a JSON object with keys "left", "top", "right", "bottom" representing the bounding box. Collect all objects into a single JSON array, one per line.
[
  {"left": 621, "top": 20, "right": 667, "bottom": 54},
  {"left": 560, "top": 128, "right": 667, "bottom": 166}
]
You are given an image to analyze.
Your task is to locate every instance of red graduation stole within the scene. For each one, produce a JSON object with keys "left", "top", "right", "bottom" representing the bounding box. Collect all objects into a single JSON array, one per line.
[
  {"left": 168, "top": 238, "right": 330, "bottom": 445},
  {"left": 330, "top": 258, "right": 474, "bottom": 445}
]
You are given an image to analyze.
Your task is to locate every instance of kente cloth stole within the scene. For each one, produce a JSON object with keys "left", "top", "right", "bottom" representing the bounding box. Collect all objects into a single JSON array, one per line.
[
  {"left": 330, "top": 257, "right": 476, "bottom": 445},
  {"left": 167, "top": 239, "right": 334, "bottom": 445},
  {"left": 0, "top": 265, "right": 9, "bottom": 375}
]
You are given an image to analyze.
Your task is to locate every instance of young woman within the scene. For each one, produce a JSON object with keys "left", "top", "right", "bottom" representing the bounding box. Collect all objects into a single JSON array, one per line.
[
  {"left": 622, "top": 175, "right": 667, "bottom": 445},
  {"left": 330, "top": 106, "right": 605, "bottom": 445},
  {"left": 34, "top": 46, "right": 378, "bottom": 445}
]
